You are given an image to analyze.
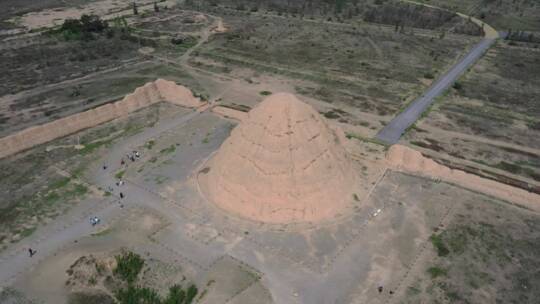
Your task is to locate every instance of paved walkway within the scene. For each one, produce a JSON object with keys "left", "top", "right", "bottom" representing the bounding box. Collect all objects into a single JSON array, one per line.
[
  {"left": 376, "top": 0, "right": 500, "bottom": 144},
  {"left": 375, "top": 37, "right": 496, "bottom": 144}
]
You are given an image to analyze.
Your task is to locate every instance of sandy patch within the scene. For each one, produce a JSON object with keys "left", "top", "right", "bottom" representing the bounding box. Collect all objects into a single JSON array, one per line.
[{"left": 10, "top": 0, "right": 177, "bottom": 30}]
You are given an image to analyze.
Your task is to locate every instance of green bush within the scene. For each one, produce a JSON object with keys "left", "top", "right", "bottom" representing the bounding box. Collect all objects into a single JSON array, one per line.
[
  {"left": 115, "top": 283, "right": 198, "bottom": 304},
  {"left": 424, "top": 72, "right": 435, "bottom": 79},
  {"left": 115, "top": 170, "right": 126, "bottom": 179},
  {"left": 527, "top": 121, "right": 540, "bottom": 130},
  {"left": 185, "top": 284, "right": 198, "bottom": 304},
  {"left": 115, "top": 286, "right": 161, "bottom": 304},
  {"left": 427, "top": 266, "right": 447, "bottom": 278},
  {"left": 430, "top": 234, "right": 450, "bottom": 257},
  {"left": 59, "top": 14, "right": 108, "bottom": 41},
  {"left": 495, "top": 161, "right": 522, "bottom": 174},
  {"left": 114, "top": 251, "right": 144, "bottom": 284},
  {"left": 163, "top": 285, "right": 185, "bottom": 304},
  {"left": 160, "top": 144, "right": 176, "bottom": 155}
]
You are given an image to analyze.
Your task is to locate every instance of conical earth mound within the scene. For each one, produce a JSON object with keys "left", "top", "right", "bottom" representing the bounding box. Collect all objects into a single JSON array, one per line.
[{"left": 200, "top": 93, "right": 358, "bottom": 223}]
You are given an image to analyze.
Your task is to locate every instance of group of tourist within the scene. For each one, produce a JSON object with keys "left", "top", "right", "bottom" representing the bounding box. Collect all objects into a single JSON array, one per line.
[{"left": 28, "top": 149, "right": 144, "bottom": 258}]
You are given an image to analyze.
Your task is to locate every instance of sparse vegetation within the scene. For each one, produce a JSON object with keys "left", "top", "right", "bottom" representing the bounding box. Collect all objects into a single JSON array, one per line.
[
  {"left": 115, "top": 170, "right": 126, "bottom": 179},
  {"left": 406, "top": 198, "right": 540, "bottom": 303},
  {"left": 0, "top": 105, "right": 161, "bottom": 248},
  {"left": 112, "top": 251, "right": 198, "bottom": 304},
  {"left": 115, "top": 283, "right": 198, "bottom": 304},
  {"left": 430, "top": 233, "right": 450, "bottom": 257},
  {"left": 346, "top": 132, "right": 388, "bottom": 147},
  {"left": 160, "top": 144, "right": 177, "bottom": 155},
  {"left": 423, "top": 72, "right": 435, "bottom": 79},
  {"left": 408, "top": 42, "right": 540, "bottom": 183},
  {"left": 145, "top": 140, "right": 156, "bottom": 150},
  {"left": 427, "top": 266, "right": 447, "bottom": 278}
]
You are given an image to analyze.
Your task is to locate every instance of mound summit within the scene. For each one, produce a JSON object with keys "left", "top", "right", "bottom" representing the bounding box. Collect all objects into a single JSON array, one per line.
[{"left": 200, "top": 93, "right": 359, "bottom": 223}]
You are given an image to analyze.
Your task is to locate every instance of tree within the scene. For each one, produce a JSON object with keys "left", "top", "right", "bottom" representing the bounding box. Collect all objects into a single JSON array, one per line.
[
  {"left": 114, "top": 251, "right": 144, "bottom": 284},
  {"left": 133, "top": 2, "right": 138, "bottom": 15},
  {"left": 185, "top": 284, "right": 198, "bottom": 304},
  {"left": 115, "top": 286, "right": 161, "bottom": 304},
  {"left": 59, "top": 14, "right": 108, "bottom": 40},
  {"left": 154, "top": 1, "right": 159, "bottom": 12}
]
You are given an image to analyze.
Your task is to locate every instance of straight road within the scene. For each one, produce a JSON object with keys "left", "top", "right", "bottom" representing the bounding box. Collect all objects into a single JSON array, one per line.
[{"left": 376, "top": 37, "right": 496, "bottom": 144}]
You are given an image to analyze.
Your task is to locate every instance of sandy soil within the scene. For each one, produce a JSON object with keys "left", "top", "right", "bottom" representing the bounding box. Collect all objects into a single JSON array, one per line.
[{"left": 10, "top": 0, "right": 177, "bottom": 30}]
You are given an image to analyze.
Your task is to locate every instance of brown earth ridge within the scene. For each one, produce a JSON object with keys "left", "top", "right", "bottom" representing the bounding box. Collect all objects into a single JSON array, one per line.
[
  {"left": 0, "top": 79, "right": 203, "bottom": 159},
  {"left": 387, "top": 145, "right": 540, "bottom": 212}
]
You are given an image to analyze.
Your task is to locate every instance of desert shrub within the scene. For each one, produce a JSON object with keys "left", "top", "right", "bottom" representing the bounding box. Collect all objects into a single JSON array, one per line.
[
  {"left": 427, "top": 266, "right": 448, "bottom": 278},
  {"left": 430, "top": 234, "right": 450, "bottom": 257},
  {"left": 495, "top": 161, "right": 522, "bottom": 174},
  {"left": 424, "top": 72, "right": 435, "bottom": 79},
  {"left": 323, "top": 110, "right": 340, "bottom": 119},
  {"left": 527, "top": 121, "right": 540, "bottom": 130},
  {"left": 114, "top": 251, "right": 144, "bottom": 284}
]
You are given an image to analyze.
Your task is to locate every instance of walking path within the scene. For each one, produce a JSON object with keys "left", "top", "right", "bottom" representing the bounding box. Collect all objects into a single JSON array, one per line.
[{"left": 0, "top": 106, "right": 206, "bottom": 289}]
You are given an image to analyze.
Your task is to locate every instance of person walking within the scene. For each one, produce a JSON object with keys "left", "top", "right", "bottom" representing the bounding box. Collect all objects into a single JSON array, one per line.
[
  {"left": 120, "top": 192, "right": 124, "bottom": 199},
  {"left": 28, "top": 248, "right": 35, "bottom": 257}
]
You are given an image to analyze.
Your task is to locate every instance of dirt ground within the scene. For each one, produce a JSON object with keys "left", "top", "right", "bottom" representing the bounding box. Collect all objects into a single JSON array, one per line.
[
  {"left": 397, "top": 191, "right": 540, "bottom": 304},
  {"left": 4, "top": 105, "right": 539, "bottom": 304},
  {"left": 0, "top": 102, "right": 185, "bottom": 250},
  {"left": 1, "top": 1, "right": 539, "bottom": 303}
]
